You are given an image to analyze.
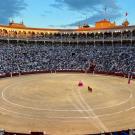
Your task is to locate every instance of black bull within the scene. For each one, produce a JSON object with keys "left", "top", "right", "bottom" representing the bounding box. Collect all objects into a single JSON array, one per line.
[{"left": 88, "top": 86, "right": 93, "bottom": 92}]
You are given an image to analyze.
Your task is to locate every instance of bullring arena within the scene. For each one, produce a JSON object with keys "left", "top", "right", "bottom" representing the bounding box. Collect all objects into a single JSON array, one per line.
[
  {"left": 1, "top": 15, "right": 135, "bottom": 134},
  {"left": 0, "top": 73, "right": 135, "bottom": 135}
]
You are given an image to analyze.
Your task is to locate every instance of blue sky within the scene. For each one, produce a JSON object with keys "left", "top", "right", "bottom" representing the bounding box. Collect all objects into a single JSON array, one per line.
[{"left": 0, "top": 0, "right": 135, "bottom": 28}]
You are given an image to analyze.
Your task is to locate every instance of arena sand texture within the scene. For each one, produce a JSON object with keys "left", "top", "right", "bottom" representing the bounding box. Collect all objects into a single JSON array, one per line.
[{"left": 0, "top": 73, "right": 135, "bottom": 135}]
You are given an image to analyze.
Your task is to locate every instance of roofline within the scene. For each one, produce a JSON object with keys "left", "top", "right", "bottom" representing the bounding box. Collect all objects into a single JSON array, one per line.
[
  {"left": 77, "top": 25, "right": 135, "bottom": 31},
  {"left": 95, "top": 19, "right": 110, "bottom": 23},
  {"left": 0, "top": 24, "right": 76, "bottom": 31},
  {"left": 0, "top": 24, "right": 135, "bottom": 32}
]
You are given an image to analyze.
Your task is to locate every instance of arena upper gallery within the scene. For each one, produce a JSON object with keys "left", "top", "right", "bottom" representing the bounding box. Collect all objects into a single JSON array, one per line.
[{"left": 0, "top": 18, "right": 135, "bottom": 45}]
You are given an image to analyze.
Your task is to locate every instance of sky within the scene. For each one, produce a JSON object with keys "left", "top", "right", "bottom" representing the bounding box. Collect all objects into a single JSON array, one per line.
[{"left": 0, "top": 0, "right": 135, "bottom": 28}]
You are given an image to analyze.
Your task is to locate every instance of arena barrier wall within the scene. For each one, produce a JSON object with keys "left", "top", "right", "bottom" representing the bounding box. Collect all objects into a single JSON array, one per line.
[
  {"left": 1, "top": 129, "right": 135, "bottom": 135},
  {"left": 1, "top": 131, "right": 46, "bottom": 135},
  {"left": 0, "top": 70, "right": 135, "bottom": 79}
]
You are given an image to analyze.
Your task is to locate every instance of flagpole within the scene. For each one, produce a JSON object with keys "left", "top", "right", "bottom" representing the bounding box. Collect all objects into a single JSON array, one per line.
[{"left": 104, "top": 7, "right": 107, "bottom": 20}]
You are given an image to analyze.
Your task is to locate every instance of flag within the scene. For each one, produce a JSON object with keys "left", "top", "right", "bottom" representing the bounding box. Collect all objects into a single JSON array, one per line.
[{"left": 125, "top": 12, "right": 128, "bottom": 17}]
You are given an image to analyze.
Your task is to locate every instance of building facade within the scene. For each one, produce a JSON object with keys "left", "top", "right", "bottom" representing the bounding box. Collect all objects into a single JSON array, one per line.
[{"left": 0, "top": 19, "right": 135, "bottom": 46}]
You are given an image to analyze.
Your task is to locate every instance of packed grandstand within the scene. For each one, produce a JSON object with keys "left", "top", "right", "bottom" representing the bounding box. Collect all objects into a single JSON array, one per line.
[
  {"left": 0, "top": 40, "right": 135, "bottom": 75},
  {"left": 0, "top": 19, "right": 135, "bottom": 135},
  {"left": 0, "top": 19, "right": 135, "bottom": 76}
]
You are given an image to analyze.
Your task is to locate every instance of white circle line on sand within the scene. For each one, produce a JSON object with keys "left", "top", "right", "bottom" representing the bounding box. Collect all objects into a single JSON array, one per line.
[
  {"left": 0, "top": 103, "right": 96, "bottom": 121},
  {"left": 0, "top": 89, "right": 135, "bottom": 120},
  {"left": 1, "top": 79, "right": 133, "bottom": 112},
  {"left": 94, "top": 88, "right": 132, "bottom": 110},
  {"left": 1, "top": 92, "right": 134, "bottom": 121},
  {"left": 1, "top": 85, "right": 91, "bottom": 112},
  {"left": 1, "top": 85, "right": 132, "bottom": 113},
  {"left": 0, "top": 74, "right": 134, "bottom": 121},
  {"left": 0, "top": 104, "right": 134, "bottom": 120}
]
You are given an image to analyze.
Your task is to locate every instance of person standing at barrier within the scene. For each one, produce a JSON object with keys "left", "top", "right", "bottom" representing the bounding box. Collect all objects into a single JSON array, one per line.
[{"left": 87, "top": 60, "right": 96, "bottom": 74}]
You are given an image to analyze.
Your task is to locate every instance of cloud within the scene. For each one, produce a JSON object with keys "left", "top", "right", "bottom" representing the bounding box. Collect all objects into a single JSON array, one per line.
[
  {"left": 68, "top": 10, "right": 122, "bottom": 26},
  {"left": 51, "top": 0, "right": 121, "bottom": 26},
  {"left": 0, "top": 0, "right": 27, "bottom": 24},
  {"left": 51, "top": 0, "right": 119, "bottom": 11}
]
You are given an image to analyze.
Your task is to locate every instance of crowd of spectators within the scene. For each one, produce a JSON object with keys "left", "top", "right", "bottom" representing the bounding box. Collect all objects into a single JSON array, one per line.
[{"left": 0, "top": 40, "right": 135, "bottom": 75}]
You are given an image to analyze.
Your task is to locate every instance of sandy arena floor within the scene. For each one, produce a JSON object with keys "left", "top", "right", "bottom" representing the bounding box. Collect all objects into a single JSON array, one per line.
[{"left": 0, "top": 73, "right": 135, "bottom": 135}]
